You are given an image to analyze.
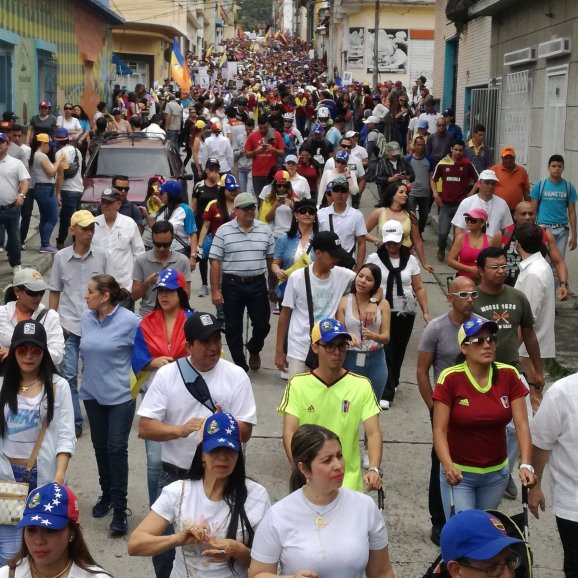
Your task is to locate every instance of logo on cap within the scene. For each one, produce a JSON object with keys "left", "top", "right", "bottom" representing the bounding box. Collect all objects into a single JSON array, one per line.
[
  {"left": 489, "top": 515, "right": 506, "bottom": 533},
  {"left": 29, "top": 493, "right": 41, "bottom": 509},
  {"left": 199, "top": 314, "right": 213, "bottom": 326},
  {"left": 207, "top": 419, "right": 220, "bottom": 435},
  {"left": 23, "top": 323, "right": 36, "bottom": 335}
]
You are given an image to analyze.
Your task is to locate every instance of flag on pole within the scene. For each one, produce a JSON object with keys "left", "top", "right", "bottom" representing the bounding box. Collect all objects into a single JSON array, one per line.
[
  {"left": 218, "top": 50, "right": 227, "bottom": 68},
  {"left": 205, "top": 45, "right": 214, "bottom": 59},
  {"left": 170, "top": 38, "right": 191, "bottom": 91}
]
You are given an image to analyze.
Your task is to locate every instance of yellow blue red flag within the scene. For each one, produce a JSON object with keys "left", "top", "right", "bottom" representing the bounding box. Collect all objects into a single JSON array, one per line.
[{"left": 170, "top": 38, "right": 191, "bottom": 91}]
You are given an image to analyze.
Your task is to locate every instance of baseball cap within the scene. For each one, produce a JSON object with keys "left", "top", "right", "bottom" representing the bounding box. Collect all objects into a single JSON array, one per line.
[
  {"left": 0, "top": 133, "right": 8, "bottom": 143},
  {"left": 11, "top": 319, "right": 48, "bottom": 350},
  {"left": 417, "top": 75, "right": 427, "bottom": 84},
  {"left": 363, "top": 115, "right": 380, "bottom": 124},
  {"left": 418, "top": 118, "right": 429, "bottom": 129},
  {"left": 386, "top": 141, "right": 401, "bottom": 155},
  {"left": 17, "top": 483, "right": 79, "bottom": 530},
  {"left": 479, "top": 169, "right": 499, "bottom": 182},
  {"left": 500, "top": 146, "right": 516, "bottom": 158},
  {"left": 312, "top": 123, "right": 324, "bottom": 135},
  {"left": 195, "top": 120, "right": 206, "bottom": 130},
  {"left": 153, "top": 269, "right": 186, "bottom": 291},
  {"left": 443, "top": 108, "right": 455, "bottom": 117},
  {"left": 100, "top": 188, "right": 121, "bottom": 202},
  {"left": 310, "top": 231, "right": 350, "bottom": 261},
  {"left": 184, "top": 311, "right": 224, "bottom": 342},
  {"left": 233, "top": 192, "right": 258, "bottom": 209},
  {"left": 36, "top": 133, "right": 55, "bottom": 147},
  {"left": 70, "top": 210, "right": 96, "bottom": 228},
  {"left": 381, "top": 220, "right": 403, "bottom": 243},
  {"left": 274, "top": 170, "right": 290, "bottom": 184},
  {"left": 220, "top": 173, "right": 240, "bottom": 191},
  {"left": 112, "top": 107, "right": 123, "bottom": 114},
  {"left": 11, "top": 268, "right": 49, "bottom": 292},
  {"left": 54, "top": 128, "right": 70, "bottom": 141},
  {"left": 2, "top": 112, "right": 18, "bottom": 121},
  {"left": 457, "top": 316, "right": 499, "bottom": 346},
  {"left": 201, "top": 412, "right": 241, "bottom": 453},
  {"left": 345, "top": 130, "right": 358, "bottom": 138},
  {"left": 294, "top": 198, "right": 316, "bottom": 213},
  {"left": 464, "top": 208, "right": 488, "bottom": 221},
  {"left": 284, "top": 154, "right": 298, "bottom": 164},
  {"left": 311, "top": 318, "right": 352, "bottom": 344},
  {"left": 335, "top": 150, "right": 349, "bottom": 164},
  {"left": 441, "top": 509, "right": 523, "bottom": 563},
  {"left": 39, "top": 101, "right": 51, "bottom": 108},
  {"left": 206, "top": 157, "right": 220, "bottom": 169},
  {"left": 0, "top": 121, "right": 12, "bottom": 131},
  {"left": 331, "top": 176, "right": 349, "bottom": 191},
  {"left": 159, "top": 180, "right": 183, "bottom": 197}
]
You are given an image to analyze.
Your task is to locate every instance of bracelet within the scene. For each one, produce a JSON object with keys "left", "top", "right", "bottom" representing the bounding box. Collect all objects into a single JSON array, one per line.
[
  {"left": 368, "top": 466, "right": 383, "bottom": 478},
  {"left": 519, "top": 463, "right": 535, "bottom": 474}
]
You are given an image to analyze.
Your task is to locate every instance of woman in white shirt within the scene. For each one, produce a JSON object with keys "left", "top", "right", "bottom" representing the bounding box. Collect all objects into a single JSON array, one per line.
[
  {"left": 249, "top": 424, "right": 395, "bottom": 578},
  {"left": 56, "top": 103, "right": 82, "bottom": 139},
  {"left": 129, "top": 412, "right": 270, "bottom": 578}
]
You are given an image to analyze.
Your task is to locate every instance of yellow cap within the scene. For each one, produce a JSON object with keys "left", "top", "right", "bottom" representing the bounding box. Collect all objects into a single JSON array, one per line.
[{"left": 70, "top": 210, "right": 96, "bottom": 228}]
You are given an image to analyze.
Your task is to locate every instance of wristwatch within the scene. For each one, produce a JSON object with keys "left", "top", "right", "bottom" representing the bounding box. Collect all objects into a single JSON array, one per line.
[
  {"left": 519, "top": 464, "right": 535, "bottom": 474},
  {"left": 560, "top": 281, "right": 569, "bottom": 287},
  {"left": 368, "top": 466, "right": 383, "bottom": 478},
  {"left": 369, "top": 297, "right": 379, "bottom": 305}
]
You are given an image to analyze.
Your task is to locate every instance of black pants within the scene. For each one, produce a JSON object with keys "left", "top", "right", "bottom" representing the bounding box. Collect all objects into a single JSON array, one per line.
[
  {"left": 383, "top": 312, "right": 415, "bottom": 401},
  {"left": 198, "top": 256, "right": 208, "bottom": 285},
  {"left": 407, "top": 195, "right": 431, "bottom": 235},
  {"left": 557, "top": 516, "right": 578, "bottom": 578},
  {"left": 428, "top": 410, "right": 445, "bottom": 528},
  {"left": 222, "top": 275, "right": 270, "bottom": 371}
]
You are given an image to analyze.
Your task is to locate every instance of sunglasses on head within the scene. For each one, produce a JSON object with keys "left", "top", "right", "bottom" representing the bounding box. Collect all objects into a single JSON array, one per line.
[
  {"left": 15, "top": 345, "right": 43, "bottom": 357},
  {"left": 24, "top": 288, "right": 45, "bottom": 298},
  {"left": 297, "top": 207, "right": 316, "bottom": 215},
  {"left": 153, "top": 241, "right": 172, "bottom": 248},
  {"left": 465, "top": 216, "right": 483, "bottom": 224},
  {"left": 116, "top": 186, "right": 130, "bottom": 192}
]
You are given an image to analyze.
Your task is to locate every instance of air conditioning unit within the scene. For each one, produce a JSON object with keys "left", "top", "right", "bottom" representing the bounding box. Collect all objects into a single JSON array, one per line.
[
  {"left": 503, "top": 47, "right": 537, "bottom": 67},
  {"left": 538, "top": 37, "right": 571, "bottom": 59}
]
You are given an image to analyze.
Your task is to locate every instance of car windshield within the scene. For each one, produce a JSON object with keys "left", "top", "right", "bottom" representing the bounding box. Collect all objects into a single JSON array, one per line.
[{"left": 86, "top": 148, "right": 172, "bottom": 178}]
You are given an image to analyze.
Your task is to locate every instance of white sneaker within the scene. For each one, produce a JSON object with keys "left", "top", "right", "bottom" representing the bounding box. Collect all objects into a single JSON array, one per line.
[
  {"left": 13, "top": 265, "right": 22, "bottom": 273},
  {"left": 280, "top": 370, "right": 289, "bottom": 380},
  {"left": 379, "top": 399, "right": 390, "bottom": 410},
  {"left": 198, "top": 284, "right": 209, "bottom": 297},
  {"left": 20, "top": 243, "right": 26, "bottom": 251},
  {"left": 0, "top": 247, "right": 4, "bottom": 253},
  {"left": 361, "top": 448, "right": 370, "bottom": 469}
]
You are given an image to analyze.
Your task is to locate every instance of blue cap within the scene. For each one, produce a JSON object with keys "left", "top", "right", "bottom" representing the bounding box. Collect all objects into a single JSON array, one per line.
[
  {"left": 159, "top": 180, "right": 183, "bottom": 196},
  {"left": 153, "top": 269, "right": 185, "bottom": 291},
  {"left": 311, "top": 318, "right": 351, "bottom": 344},
  {"left": 441, "top": 509, "right": 523, "bottom": 562},
  {"left": 312, "top": 123, "right": 324, "bottom": 135},
  {"left": 0, "top": 133, "right": 8, "bottom": 143},
  {"left": 17, "top": 483, "right": 79, "bottom": 529},
  {"left": 54, "top": 128, "right": 70, "bottom": 141},
  {"left": 221, "top": 173, "right": 240, "bottom": 191},
  {"left": 458, "top": 316, "right": 499, "bottom": 346},
  {"left": 201, "top": 412, "right": 241, "bottom": 453},
  {"left": 418, "top": 118, "right": 429, "bottom": 129},
  {"left": 335, "top": 150, "right": 349, "bottom": 163}
]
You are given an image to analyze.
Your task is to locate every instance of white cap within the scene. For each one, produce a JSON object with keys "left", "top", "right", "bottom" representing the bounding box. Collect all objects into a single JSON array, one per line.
[
  {"left": 363, "top": 116, "right": 380, "bottom": 124},
  {"left": 381, "top": 220, "right": 404, "bottom": 244},
  {"left": 479, "top": 169, "right": 499, "bottom": 182},
  {"left": 345, "top": 130, "right": 358, "bottom": 138}
]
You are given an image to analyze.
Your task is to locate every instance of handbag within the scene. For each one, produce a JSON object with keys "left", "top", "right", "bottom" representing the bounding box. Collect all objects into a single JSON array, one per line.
[
  {"left": 62, "top": 147, "right": 80, "bottom": 179},
  {"left": 0, "top": 420, "right": 48, "bottom": 525},
  {"left": 303, "top": 267, "right": 318, "bottom": 369}
]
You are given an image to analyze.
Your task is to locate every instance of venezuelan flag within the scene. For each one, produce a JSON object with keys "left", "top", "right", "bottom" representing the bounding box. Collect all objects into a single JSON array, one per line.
[
  {"left": 219, "top": 50, "right": 227, "bottom": 68},
  {"left": 170, "top": 38, "right": 191, "bottom": 91},
  {"left": 205, "top": 44, "right": 214, "bottom": 59}
]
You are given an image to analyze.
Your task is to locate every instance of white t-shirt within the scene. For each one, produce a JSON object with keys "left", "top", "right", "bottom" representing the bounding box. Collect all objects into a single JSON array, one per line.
[
  {"left": 57, "top": 144, "right": 84, "bottom": 193},
  {"left": 351, "top": 144, "right": 368, "bottom": 163},
  {"left": 452, "top": 194, "right": 513, "bottom": 237},
  {"left": 323, "top": 156, "right": 366, "bottom": 179},
  {"left": 366, "top": 253, "right": 420, "bottom": 311},
  {"left": 251, "top": 487, "right": 388, "bottom": 578},
  {"left": 259, "top": 183, "right": 311, "bottom": 238},
  {"left": 530, "top": 374, "right": 578, "bottom": 522},
  {"left": 317, "top": 205, "right": 367, "bottom": 253},
  {"left": 317, "top": 169, "right": 359, "bottom": 208},
  {"left": 153, "top": 478, "right": 271, "bottom": 578},
  {"left": 282, "top": 265, "right": 355, "bottom": 361},
  {"left": 138, "top": 358, "right": 257, "bottom": 469},
  {"left": 418, "top": 112, "right": 441, "bottom": 134},
  {"left": 289, "top": 174, "right": 311, "bottom": 199},
  {"left": 56, "top": 116, "right": 82, "bottom": 134}
]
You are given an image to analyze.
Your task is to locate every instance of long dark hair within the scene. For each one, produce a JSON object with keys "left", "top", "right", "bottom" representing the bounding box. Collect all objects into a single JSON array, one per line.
[
  {"left": 153, "top": 287, "right": 191, "bottom": 311},
  {"left": 29, "top": 134, "right": 55, "bottom": 167},
  {"left": 287, "top": 204, "right": 319, "bottom": 239},
  {"left": 289, "top": 425, "right": 341, "bottom": 492},
  {"left": 0, "top": 340, "right": 57, "bottom": 438},
  {"left": 215, "top": 188, "right": 234, "bottom": 227},
  {"left": 158, "top": 193, "right": 182, "bottom": 221},
  {"left": 188, "top": 445, "right": 255, "bottom": 571},
  {"left": 10, "top": 521, "right": 111, "bottom": 576},
  {"left": 350, "top": 263, "right": 382, "bottom": 297},
  {"left": 90, "top": 274, "right": 130, "bottom": 306},
  {"left": 4, "top": 285, "right": 24, "bottom": 304}
]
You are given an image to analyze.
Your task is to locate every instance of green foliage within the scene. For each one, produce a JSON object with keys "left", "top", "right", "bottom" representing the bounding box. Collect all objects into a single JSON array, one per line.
[{"left": 236, "top": 0, "right": 273, "bottom": 30}]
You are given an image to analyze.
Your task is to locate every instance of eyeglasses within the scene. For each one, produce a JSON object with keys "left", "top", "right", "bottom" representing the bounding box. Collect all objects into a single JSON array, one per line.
[
  {"left": 116, "top": 186, "right": 130, "bottom": 192},
  {"left": 153, "top": 241, "right": 172, "bottom": 249},
  {"left": 484, "top": 264, "right": 509, "bottom": 270},
  {"left": 319, "top": 342, "right": 349, "bottom": 353},
  {"left": 458, "top": 552, "right": 520, "bottom": 577},
  {"left": 465, "top": 217, "right": 483, "bottom": 224},
  {"left": 15, "top": 345, "right": 44, "bottom": 357},
  {"left": 297, "top": 207, "right": 316, "bottom": 215},
  {"left": 450, "top": 291, "right": 478, "bottom": 299},
  {"left": 64, "top": 107, "right": 73, "bottom": 111},
  {"left": 463, "top": 335, "right": 497, "bottom": 346},
  {"left": 24, "top": 288, "right": 45, "bottom": 298}
]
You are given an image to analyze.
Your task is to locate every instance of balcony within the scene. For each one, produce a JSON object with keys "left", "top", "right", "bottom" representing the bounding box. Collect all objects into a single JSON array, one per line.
[{"left": 468, "top": 0, "right": 526, "bottom": 17}]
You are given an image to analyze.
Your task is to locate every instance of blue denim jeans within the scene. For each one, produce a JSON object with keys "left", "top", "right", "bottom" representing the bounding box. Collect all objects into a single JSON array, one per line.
[
  {"left": 0, "top": 465, "right": 38, "bottom": 565},
  {"left": 344, "top": 348, "right": 388, "bottom": 400},
  {"left": 83, "top": 398, "right": 136, "bottom": 512},
  {"left": 166, "top": 130, "right": 180, "bottom": 150},
  {"left": 238, "top": 167, "right": 254, "bottom": 194},
  {"left": 145, "top": 438, "right": 162, "bottom": 507},
  {"left": 438, "top": 202, "right": 459, "bottom": 251},
  {"left": 60, "top": 333, "right": 83, "bottom": 431},
  {"left": 544, "top": 224, "right": 569, "bottom": 261},
  {"left": 57, "top": 190, "right": 83, "bottom": 245},
  {"left": 31, "top": 183, "right": 59, "bottom": 247},
  {"left": 0, "top": 204, "right": 21, "bottom": 267},
  {"left": 440, "top": 463, "right": 509, "bottom": 522}
]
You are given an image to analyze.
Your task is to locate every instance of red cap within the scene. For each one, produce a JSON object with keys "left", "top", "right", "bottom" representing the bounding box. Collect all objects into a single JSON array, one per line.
[
  {"left": 39, "top": 101, "right": 51, "bottom": 108},
  {"left": 274, "top": 170, "right": 290, "bottom": 184}
]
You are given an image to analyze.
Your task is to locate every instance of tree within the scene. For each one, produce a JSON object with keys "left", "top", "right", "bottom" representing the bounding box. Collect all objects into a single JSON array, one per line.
[{"left": 236, "top": 0, "right": 273, "bottom": 31}]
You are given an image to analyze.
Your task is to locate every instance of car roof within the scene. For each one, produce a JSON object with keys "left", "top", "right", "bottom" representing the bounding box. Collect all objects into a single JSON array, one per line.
[{"left": 98, "top": 138, "right": 167, "bottom": 149}]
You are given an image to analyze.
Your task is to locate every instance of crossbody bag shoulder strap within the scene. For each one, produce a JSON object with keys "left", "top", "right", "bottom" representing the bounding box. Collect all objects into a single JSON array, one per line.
[
  {"left": 304, "top": 266, "right": 314, "bottom": 331},
  {"left": 176, "top": 357, "right": 217, "bottom": 412},
  {"left": 26, "top": 386, "right": 52, "bottom": 471},
  {"left": 35, "top": 308, "right": 48, "bottom": 324}
]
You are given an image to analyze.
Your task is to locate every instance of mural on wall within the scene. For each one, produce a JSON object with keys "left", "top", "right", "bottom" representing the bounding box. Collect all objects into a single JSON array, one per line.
[
  {"left": 366, "top": 29, "right": 409, "bottom": 73},
  {"left": 347, "top": 27, "right": 365, "bottom": 69}
]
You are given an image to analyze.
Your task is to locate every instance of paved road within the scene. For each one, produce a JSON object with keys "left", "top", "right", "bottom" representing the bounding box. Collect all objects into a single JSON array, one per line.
[{"left": 0, "top": 184, "right": 568, "bottom": 577}]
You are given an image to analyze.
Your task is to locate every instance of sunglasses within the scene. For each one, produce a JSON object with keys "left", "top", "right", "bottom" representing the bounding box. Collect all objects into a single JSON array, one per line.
[
  {"left": 297, "top": 207, "right": 316, "bottom": 215},
  {"left": 463, "top": 335, "right": 497, "bottom": 346},
  {"left": 153, "top": 241, "right": 172, "bottom": 248},
  {"left": 450, "top": 291, "right": 478, "bottom": 299},
  {"left": 340, "top": 144, "right": 352, "bottom": 149},
  {"left": 276, "top": 183, "right": 290, "bottom": 188},
  {"left": 24, "top": 288, "right": 45, "bottom": 298},
  {"left": 465, "top": 217, "right": 483, "bottom": 224},
  {"left": 64, "top": 107, "right": 73, "bottom": 111},
  {"left": 336, "top": 159, "right": 348, "bottom": 165},
  {"left": 15, "top": 345, "right": 44, "bottom": 357},
  {"left": 116, "top": 186, "right": 130, "bottom": 192}
]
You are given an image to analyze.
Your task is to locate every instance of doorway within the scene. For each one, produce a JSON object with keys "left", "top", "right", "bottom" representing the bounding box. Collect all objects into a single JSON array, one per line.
[
  {"left": 541, "top": 65, "right": 568, "bottom": 178},
  {"left": 0, "top": 42, "right": 13, "bottom": 114}
]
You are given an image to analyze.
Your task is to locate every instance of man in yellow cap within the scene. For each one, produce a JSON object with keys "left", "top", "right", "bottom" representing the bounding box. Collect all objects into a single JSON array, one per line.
[{"left": 49, "top": 210, "right": 113, "bottom": 437}]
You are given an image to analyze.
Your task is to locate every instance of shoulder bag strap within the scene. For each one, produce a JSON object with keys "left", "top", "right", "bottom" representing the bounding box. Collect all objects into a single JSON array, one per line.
[
  {"left": 304, "top": 267, "right": 314, "bottom": 331},
  {"left": 27, "top": 419, "right": 48, "bottom": 472},
  {"left": 328, "top": 213, "right": 334, "bottom": 233},
  {"left": 35, "top": 308, "right": 48, "bottom": 324},
  {"left": 176, "top": 358, "right": 217, "bottom": 412}
]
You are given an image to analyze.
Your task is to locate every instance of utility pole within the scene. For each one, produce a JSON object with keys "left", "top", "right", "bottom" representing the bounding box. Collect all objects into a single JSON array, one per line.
[
  {"left": 327, "top": 1, "right": 334, "bottom": 82},
  {"left": 372, "top": 0, "right": 379, "bottom": 88}
]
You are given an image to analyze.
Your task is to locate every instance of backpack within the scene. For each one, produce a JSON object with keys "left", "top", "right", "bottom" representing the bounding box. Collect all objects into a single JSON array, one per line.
[
  {"left": 283, "top": 131, "right": 298, "bottom": 157},
  {"left": 373, "top": 130, "right": 388, "bottom": 159}
]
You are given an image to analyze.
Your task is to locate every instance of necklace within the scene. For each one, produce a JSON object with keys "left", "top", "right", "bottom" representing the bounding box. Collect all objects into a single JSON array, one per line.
[
  {"left": 20, "top": 378, "right": 41, "bottom": 393},
  {"left": 302, "top": 488, "right": 341, "bottom": 528},
  {"left": 31, "top": 560, "right": 72, "bottom": 578}
]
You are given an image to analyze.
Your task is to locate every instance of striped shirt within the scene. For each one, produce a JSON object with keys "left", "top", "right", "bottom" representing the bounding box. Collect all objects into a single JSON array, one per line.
[{"left": 209, "top": 218, "right": 274, "bottom": 276}]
